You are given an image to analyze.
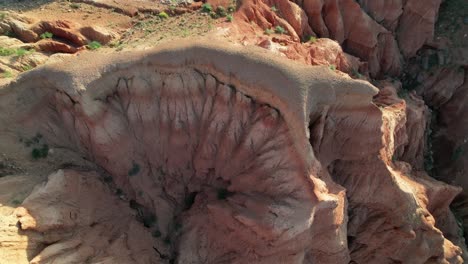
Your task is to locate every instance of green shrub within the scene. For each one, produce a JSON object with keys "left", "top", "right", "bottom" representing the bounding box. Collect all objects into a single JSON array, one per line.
[
  {"left": 128, "top": 162, "right": 141, "bottom": 176},
  {"left": 329, "top": 65, "right": 337, "bottom": 71},
  {"left": 209, "top": 11, "right": 218, "bottom": 19},
  {"left": 226, "top": 14, "right": 233, "bottom": 22},
  {"left": 152, "top": 230, "right": 162, "bottom": 238},
  {"left": 21, "top": 64, "right": 34, "bottom": 71},
  {"left": 217, "top": 188, "right": 233, "bottom": 200},
  {"left": 264, "top": 28, "right": 274, "bottom": 35},
  {"left": 11, "top": 199, "right": 21, "bottom": 206},
  {"left": 16, "top": 48, "right": 31, "bottom": 57},
  {"left": 451, "top": 146, "right": 464, "bottom": 162},
  {"left": 0, "top": 47, "right": 15, "bottom": 56},
  {"left": 201, "top": 3, "right": 212, "bottom": 13},
  {"left": 274, "top": 25, "right": 286, "bottom": 34},
  {"left": 309, "top": 36, "right": 317, "bottom": 43},
  {"left": 87, "top": 41, "right": 102, "bottom": 50},
  {"left": 184, "top": 192, "right": 198, "bottom": 210},
  {"left": 142, "top": 212, "right": 156, "bottom": 228},
  {"left": 70, "top": 3, "right": 80, "bottom": 9},
  {"left": 227, "top": 5, "right": 235, "bottom": 13},
  {"left": 1, "top": 70, "right": 12, "bottom": 78},
  {"left": 31, "top": 144, "right": 49, "bottom": 160},
  {"left": 271, "top": 6, "right": 278, "bottom": 12},
  {"left": 216, "top": 6, "right": 227, "bottom": 17},
  {"left": 40, "top": 31, "right": 53, "bottom": 39},
  {"left": 158, "top": 11, "right": 169, "bottom": 19}
]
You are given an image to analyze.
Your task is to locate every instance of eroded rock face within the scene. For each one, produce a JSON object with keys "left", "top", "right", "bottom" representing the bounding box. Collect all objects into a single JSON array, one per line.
[
  {"left": 0, "top": 41, "right": 464, "bottom": 263},
  {"left": 234, "top": 0, "right": 444, "bottom": 78}
]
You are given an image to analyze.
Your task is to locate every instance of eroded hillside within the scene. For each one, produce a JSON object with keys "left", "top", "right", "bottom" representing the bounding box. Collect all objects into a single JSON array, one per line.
[{"left": 0, "top": 0, "right": 467, "bottom": 263}]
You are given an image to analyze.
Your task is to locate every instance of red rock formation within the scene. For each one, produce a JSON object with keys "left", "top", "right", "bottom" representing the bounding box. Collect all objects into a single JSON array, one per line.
[
  {"left": 232, "top": 0, "right": 445, "bottom": 79},
  {"left": 0, "top": 14, "right": 118, "bottom": 53},
  {"left": 0, "top": 41, "right": 464, "bottom": 263}
]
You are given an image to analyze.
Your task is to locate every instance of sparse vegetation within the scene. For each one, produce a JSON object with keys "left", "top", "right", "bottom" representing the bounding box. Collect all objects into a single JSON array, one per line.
[
  {"left": 274, "top": 25, "right": 286, "bottom": 34},
  {"left": 0, "top": 47, "right": 32, "bottom": 57},
  {"left": 158, "top": 11, "right": 169, "bottom": 19},
  {"left": 309, "top": 36, "right": 317, "bottom": 43},
  {"left": 31, "top": 144, "right": 49, "bottom": 160},
  {"left": 11, "top": 199, "right": 22, "bottom": 206},
  {"left": 451, "top": 146, "right": 464, "bottom": 162},
  {"left": 0, "top": 12, "right": 7, "bottom": 21},
  {"left": 40, "top": 31, "right": 53, "bottom": 39},
  {"left": 216, "top": 6, "right": 227, "bottom": 17},
  {"left": 201, "top": 3, "right": 213, "bottom": 13},
  {"left": 128, "top": 161, "right": 141, "bottom": 176},
  {"left": 70, "top": 3, "right": 80, "bottom": 9},
  {"left": 226, "top": 14, "right": 233, "bottom": 22},
  {"left": 16, "top": 48, "right": 31, "bottom": 57},
  {"left": 3, "top": 30, "right": 14, "bottom": 37},
  {"left": 227, "top": 5, "right": 235, "bottom": 13},
  {"left": 264, "top": 28, "right": 274, "bottom": 35},
  {"left": 1, "top": 70, "right": 12, "bottom": 78},
  {"left": 152, "top": 230, "right": 162, "bottom": 238},
  {"left": 329, "top": 64, "right": 337, "bottom": 71},
  {"left": 142, "top": 212, "right": 156, "bottom": 228},
  {"left": 21, "top": 64, "right": 34, "bottom": 71},
  {"left": 351, "top": 69, "right": 363, "bottom": 79},
  {"left": 209, "top": 11, "right": 218, "bottom": 19},
  {"left": 217, "top": 188, "right": 233, "bottom": 200},
  {"left": 424, "top": 110, "right": 437, "bottom": 176},
  {"left": 271, "top": 6, "right": 278, "bottom": 12},
  {"left": 397, "top": 88, "right": 409, "bottom": 99},
  {"left": 184, "top": 191, "right": 198, "bottom": 210},
  {"left": 87, "top": 41, "right": 102, "bottom": 50}
]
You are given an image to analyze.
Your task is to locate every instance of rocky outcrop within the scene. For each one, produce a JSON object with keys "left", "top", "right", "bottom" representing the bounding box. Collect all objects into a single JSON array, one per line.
[
  {"left": 0, "top": 14, "right": 118, "bottom": 53},
  {"left": 0, "top": 41, "right": 464, "bottom": 263},
  {"left": 233, "top": 0, "right": 444, "bottom": 79}
]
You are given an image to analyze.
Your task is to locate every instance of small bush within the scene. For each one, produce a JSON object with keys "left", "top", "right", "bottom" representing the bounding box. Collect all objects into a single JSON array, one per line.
[
  {"left": 201, "top": 3, "right": 212, "bottom": 13},
  {"left": 16, "top": 48, "right": 31, "bottom": 57},
  {"left": 451, "top": 146, "right": 464, "bottom": 162},
  {"left": 226, "top": 14, "right": 233, "bottom": 22},
  {"left": 40, "top": 31, "right": 53, "bottom": 39},
  {"left": 21, "top": 64, "right": 34, "bottom": 71},
  {"left": 87, "top": 41, "right": 102, "bottom": 50},
  {"left": 11, "top": 199, "right": 21, "bottom": 206},
  {"left": 158, "top": 11, "right": 169, "bottom": 19},
  {"left": 227, "top": 5, "right": 235, "bottom": 13},
  {"left": 264, "top": 28, "right": 274, "bottom": 35},
  {"left": 1, "top": 70, "right": 12, "bottom": 78},
  {"left": 184, "top": 192, "right": 198, "bottom": 210},
  {"left": 31, "top": 144, "right": 48, "bottom": 160},
  {"left": 0, "top": 47, "right": 33, "bottom": 57},
  {"left": 274, "top": 26, "right": 286, "bottom": 34},
  {"left": 0, "top": 12, "right": 7, "bottom": 21},
  {"left": 329, "top": 65, "right": 337, "bottom": 71},
  {"left": 209, "top": 11, "right": 218, "bottom": 19},
  {"left": 271, "top": 6, "right": 278, "bottom": 12},
  {"left": 309, "top": 36, "right": 317, "bottom": 43},
  {"left": 397, "top": 88, "right": 408, "bottom": 99},
  {"left": 216, "top": 6, "right": 227, "bottom": 17},
  {"left": 152, "top": 230, "right": 162, "bottom": 238},
  {"left": 142, "top": 213, "right": 156, "bottom": 228},
  {"left": 0, "top": 47, "right": 15, "bottom": 56},
  {"left": 2, "top": 31, "right": 12, "bottom": 38},
  {"left": 128, "top": 162, "right": 141, "bottom": 176},
  {"left": 70, "top": 3, "right": 80, "bottom": 9},
  {"left": 217, "top": 188, "right": 233, "bottom": 200}
]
